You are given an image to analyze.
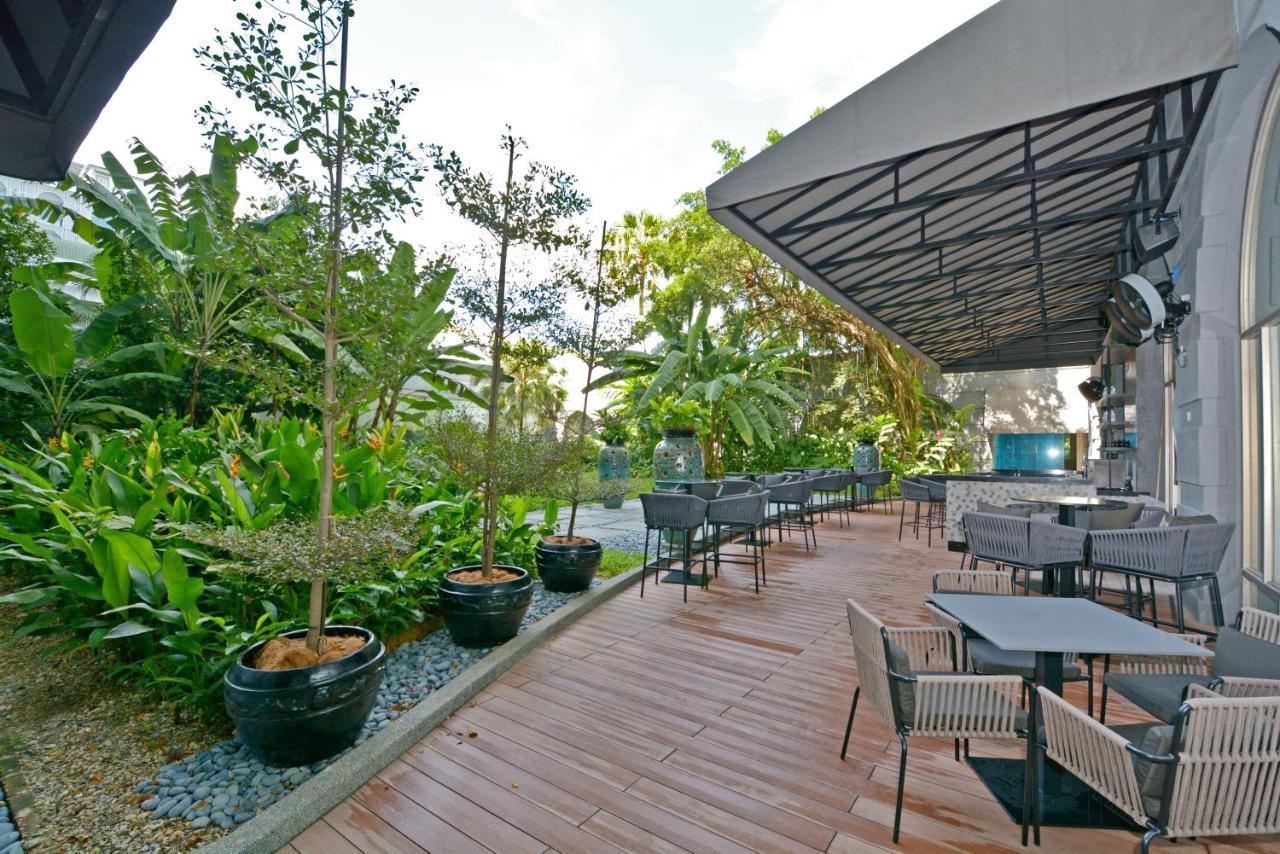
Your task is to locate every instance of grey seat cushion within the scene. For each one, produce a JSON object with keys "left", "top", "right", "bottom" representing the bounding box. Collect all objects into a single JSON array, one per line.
[
  {"left": 1084, "top": 502, "right": 1144, "bottom": 531},
  {"left": 1110, "top": 723, "right": 1175, "bottom": 818},
  {"left": 1104, "top": 672, "right": 1212, "bottom": 723},
  {"left": 888, "top": 639, "right": 1028, "bottom": 730},
  {"left": 968, "top": 639, "right": 1083, "bottom": 679},
  {"left": 1212, "top": 626, "right": 1280, "bottom": 680}
]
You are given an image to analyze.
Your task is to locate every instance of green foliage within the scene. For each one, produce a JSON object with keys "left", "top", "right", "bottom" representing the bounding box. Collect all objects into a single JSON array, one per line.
[
  {"left": 599, "top": 549, "right": 642, "bottom": 579},
  {"left": 0, "top": 412, "right": 550, "bottom": 721},
  {"left": 0, "top": 287, "right": 174, "bottom": 434},
  {"left": 0, "top": 203, "right": 53, "bottom": 299}
]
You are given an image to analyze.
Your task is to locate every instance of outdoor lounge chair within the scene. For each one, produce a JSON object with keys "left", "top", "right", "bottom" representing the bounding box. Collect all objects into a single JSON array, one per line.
[
  {"left": 1036, "top": 685, "right": 1280, "bottom": 853},
  {"left": 1098, "top": 608, "right": 1280, "bottom": 724},
  {"left": 841, "top": 598, "right": 1029, "bottom": 843}
]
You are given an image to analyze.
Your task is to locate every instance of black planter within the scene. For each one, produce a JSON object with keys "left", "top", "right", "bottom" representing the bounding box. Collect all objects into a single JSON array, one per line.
[
  {"left": 438, "top": 565, "right": 534, "bottom": 648},
  {"left": 535, "top": 537, "right": 602, "bottom": 592},
  {"left": 223, "top": 625, "right": 384, "bottom": 767}
]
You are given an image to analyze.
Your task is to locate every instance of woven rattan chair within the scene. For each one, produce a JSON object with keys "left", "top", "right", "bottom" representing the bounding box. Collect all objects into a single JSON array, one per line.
[
  {"left": 898, "top": 477, "right": 944, "bottom": 545},
  {"left": 1100, "top": 612, "right": 1280, "bottom": 723},
  {"left": 716, "top": 479, "right": 761, "bottom": 497},
  {"left": 767, "top": 477, "right": 815, "bottom": 550},
  {"left": 926, "top": 570, "right": 1094, "bottom": 714},
  {"left": 639, "top": 492, "right": 708, "bottom": 603},
  {"left": 1133, "top": 504, "right": 1168, "bottom": 528},
  {"left": 706, "top": 491, "right": 769, "bottom": 593},
  {"left": 856, "top": 469, "right": 893, "bottom": 514},
  {"left": 1036, "top": 685, "right": 1280, "bottom": 853},
  {"left": 960, "top": 512, "right": 1087, "bottom": 595},
  {"left": 841, "top": 598, "right": 1029, "bottom": 843},
  {"left": 811, "top": 472, "right": 851, "bottom": 527},
  {"left": 1088, "top": 523, "right": 1234, "bottom": 634}
]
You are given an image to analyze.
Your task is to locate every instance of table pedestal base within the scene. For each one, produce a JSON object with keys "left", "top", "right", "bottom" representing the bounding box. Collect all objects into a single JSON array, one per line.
[{"left": 967, "top": 757, "right": 1137, "bottom": 829}]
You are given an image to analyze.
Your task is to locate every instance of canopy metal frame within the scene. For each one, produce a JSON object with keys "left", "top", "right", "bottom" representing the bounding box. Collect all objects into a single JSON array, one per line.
[{"left": 720, "top": 73, "right": 1221, "bottom": 372}]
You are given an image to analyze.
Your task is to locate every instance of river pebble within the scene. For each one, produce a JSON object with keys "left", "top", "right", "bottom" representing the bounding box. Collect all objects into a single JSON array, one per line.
[
  {"left": 0, "top": 781, "right": 21, "bottom": 854},
  {"left": 136, "top": 580, "right": 596, "bottom": 831}
]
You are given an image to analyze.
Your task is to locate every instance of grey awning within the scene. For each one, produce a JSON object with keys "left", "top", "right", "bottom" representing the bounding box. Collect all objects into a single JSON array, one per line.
[
  {"left": 1, "top": 0, "right": 175, "bottom": 181},
  {"left": 707, "top": 0, "right": 1238, "bottom": 372}
]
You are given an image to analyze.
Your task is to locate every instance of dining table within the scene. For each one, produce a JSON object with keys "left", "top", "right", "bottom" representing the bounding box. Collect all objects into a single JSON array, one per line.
[{"left": 926, "top": 593, "right": 1211, "bottom": 828}]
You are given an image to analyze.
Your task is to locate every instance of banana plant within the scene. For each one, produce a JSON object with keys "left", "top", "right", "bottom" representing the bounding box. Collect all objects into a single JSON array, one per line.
[
  {"left": 590, "top": 300, "right": 807, "bottom": 474},
  {"left": 0, "top": 286, "right": 175, "bottom": 434},
  {"left": 66, "top": 136, "right": 261, "bottom": 419}
]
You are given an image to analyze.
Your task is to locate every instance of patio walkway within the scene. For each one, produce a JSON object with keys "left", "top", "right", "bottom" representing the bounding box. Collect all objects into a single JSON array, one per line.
[{"left": 284, "top": 510, "right": 1270, "bottom": 853}]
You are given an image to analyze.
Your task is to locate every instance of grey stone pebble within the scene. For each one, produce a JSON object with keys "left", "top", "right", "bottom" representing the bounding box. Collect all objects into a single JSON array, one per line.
[{"left": 132, "top": 579, "right": 597, "bottom": 830}]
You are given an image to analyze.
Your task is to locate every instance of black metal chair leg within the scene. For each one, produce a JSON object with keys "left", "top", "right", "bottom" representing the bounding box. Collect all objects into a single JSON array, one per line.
[
  {"left": 892, "top": 733, "right": 909, "bottom": 844},
  {"left": 682, "top": 534, "right": 690, "bottom": 603},
  {"left": 840, "top": 686, "right": 860, "bottom": 759},
  {"left": 898, "top": 499, "right": 907, "bottom": 541},
  {"left": 1174, "top": 582, "right": 1186, "bottom": 634},
  {"left": 1210, "top": 576, "right": 1225, "bottom": 629},
  {"left": 1141, "top": 827, "right": 1163, "bottom": 854},
  {"left": 641, "top": 528, "right": 650, "bottom": 598}
]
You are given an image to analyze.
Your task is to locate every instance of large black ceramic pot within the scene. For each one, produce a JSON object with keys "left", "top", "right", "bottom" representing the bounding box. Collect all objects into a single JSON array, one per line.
[
  {"left": 224, "top": 625, "right": 384, "bottom": 767},
  {"left": 535, "top": 537, "right": 602, "bottom": 592},
  {"left": 438, "top": 565, "right": 534, "bottom": 648}
]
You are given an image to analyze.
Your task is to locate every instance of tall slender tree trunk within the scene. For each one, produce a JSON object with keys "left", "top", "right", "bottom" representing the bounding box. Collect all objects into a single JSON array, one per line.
[
  {"left": 481, "top": 137, "right": 517, "bottom": 577},
  {"left": 307, "top": 2, "right": 350, "bottom": 653},
  {"left": 185, "top": 354, "right": 204, "bottom": 422},
  {"left": 566, "top": 221, "right": 607, "bottom": 541}
]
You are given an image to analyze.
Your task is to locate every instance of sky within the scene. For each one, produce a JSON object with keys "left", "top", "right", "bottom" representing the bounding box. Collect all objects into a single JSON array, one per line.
[{"left": 73, "top": 0, "right": 1002, "bottom": 412}]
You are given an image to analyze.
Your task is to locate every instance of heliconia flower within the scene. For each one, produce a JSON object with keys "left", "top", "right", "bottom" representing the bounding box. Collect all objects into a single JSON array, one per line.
[
  {"left": 229, "top": 454, "right": 241, "bottom": 479},
  {"left": 366, "top": 433, "right": 384, "bottom": 451},
  {"left": 47, "top": 436, "right": 60, "bottom": 451},
  {"left": 83, "top": 453, "right": 94, "bottom": 471},
  {"left": 333, "top": 463, "right": 350, "bottom": 481}
]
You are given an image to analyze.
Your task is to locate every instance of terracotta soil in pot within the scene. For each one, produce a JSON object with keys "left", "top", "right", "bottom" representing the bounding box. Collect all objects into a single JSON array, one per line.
[
  {"left": 544, "top": 534, "right": 595, "bottom": 545},
  {"left": 253, "top": 633, "right": 367, "bottom": 671},
  {"left": 448, "top": 567, "right": 522, "bottom": 584}
]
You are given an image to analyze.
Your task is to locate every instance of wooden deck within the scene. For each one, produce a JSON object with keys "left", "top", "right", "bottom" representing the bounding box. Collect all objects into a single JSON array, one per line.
[{"left": 286, "top": 509, "right": 1276, "bottom": 854}]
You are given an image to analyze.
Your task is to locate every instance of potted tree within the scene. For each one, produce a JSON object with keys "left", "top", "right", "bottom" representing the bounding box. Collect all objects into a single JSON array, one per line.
[
  {"left": 430, "top": 129, "right": 588, "bottom": 646},
  {"left": 195, "top": 0, "right": 433, "bottom": 760},
  {"left": 208, "top": 509, "right": 414, "bottom": 766}
]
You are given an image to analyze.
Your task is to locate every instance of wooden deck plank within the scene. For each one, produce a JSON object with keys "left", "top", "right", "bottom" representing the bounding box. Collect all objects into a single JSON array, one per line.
[{"left": 289, "top": 510, "right": 1272, "bottom": 853}]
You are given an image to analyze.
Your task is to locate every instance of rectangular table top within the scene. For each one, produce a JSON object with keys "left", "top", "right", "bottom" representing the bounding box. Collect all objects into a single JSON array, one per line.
[{"left": 927, "top": 593, "right": 1213, "bottom": 657}]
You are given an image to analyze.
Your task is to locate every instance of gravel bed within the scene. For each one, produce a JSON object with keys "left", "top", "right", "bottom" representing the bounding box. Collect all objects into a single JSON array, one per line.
[
  {"left": 0, "top": 780, "right": 20, "bottom": 854},
  {"left": 595, "top": 530, "right": 648, "bottom": 552},
  {"left": 0, "top": 602, "right": 229, "bottom": 853},
  {"left": 135, "top": 580, "right": 598, "bottom": 834}
]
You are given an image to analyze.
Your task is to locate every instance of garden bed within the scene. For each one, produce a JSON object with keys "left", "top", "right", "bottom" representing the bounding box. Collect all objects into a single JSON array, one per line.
[{"left": 0, "top": 575, "right": 625, "bottom": 853}]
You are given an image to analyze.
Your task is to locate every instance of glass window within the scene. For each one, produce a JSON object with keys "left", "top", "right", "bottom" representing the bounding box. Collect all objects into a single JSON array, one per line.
[{"left": 1243, "top": 72, "right": 1280, "bottom": 587}]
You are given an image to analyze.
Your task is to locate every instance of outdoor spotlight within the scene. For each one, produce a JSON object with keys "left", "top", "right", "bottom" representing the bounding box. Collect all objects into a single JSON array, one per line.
[
  {"left": 1078, "top": 376, "right": 1105, "bottom": 403},
  {"left": 1134, "top": 216, "right": 1180, "bottom": 264},
  {"left": 1103, "top": 273, "right": 1166, "bottom": 345}
]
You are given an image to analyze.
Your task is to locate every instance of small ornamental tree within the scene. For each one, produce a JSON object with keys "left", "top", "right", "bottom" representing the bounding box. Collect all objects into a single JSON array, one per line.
[
  {"left": 549, "top": 223, "right": 637, "bottom": 540},
  {"left": 198, "top": 0, "right": 427, "bottom": 652},
  {"left": 431, "top": 130, "right": 589, "bottom": 579}
]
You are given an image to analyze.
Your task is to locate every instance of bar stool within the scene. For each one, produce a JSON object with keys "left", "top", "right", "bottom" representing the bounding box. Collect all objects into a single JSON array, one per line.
[
  {"left": 767, "top": 478, "right": 815, "bottom": 550},
  {"left": 639, "top": 492, "right": 708, "bottom": 603},
  {"left": 707, "top": 490, "right": 770, "bottom": 593},
  {"left": 898, "top": 478, "right": 943, "bottom": 545}
]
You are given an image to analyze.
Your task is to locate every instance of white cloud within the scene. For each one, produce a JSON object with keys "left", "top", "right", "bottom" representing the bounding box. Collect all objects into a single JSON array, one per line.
[{"left": 720, "top": 0, "right": 1000, "bottom": 129}]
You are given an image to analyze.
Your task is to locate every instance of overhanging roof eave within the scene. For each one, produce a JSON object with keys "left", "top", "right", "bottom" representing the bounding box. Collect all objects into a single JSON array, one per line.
[{"left": 709, "top": 203, "right": 941, "bottom": 371}]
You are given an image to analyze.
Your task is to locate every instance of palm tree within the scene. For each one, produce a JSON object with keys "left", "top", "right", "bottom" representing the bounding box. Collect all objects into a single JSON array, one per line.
[
  {"left": 484, "top": 339, "right": 567, "bottom": 437},
  {"left": 607, "top": 210, "right": 662, "bottom": 314},
  {"left": 590, "top": 300, "right": 806, "bottom": 476}
]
